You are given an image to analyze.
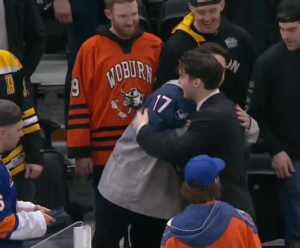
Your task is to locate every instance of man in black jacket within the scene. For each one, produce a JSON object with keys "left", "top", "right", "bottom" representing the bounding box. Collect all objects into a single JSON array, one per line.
[
  {"left": 154, "top": 0, "right": 255, "bottom": 109},
  {"left": 0, "top": 0, "right": 45, "bottom": 201},
  {"left": 248, "top": 0, "right": 300, "bottom": 246},
  {"left": 133, "top": 51, "right": 254, "bottom": 218},
  {"left": 2, "top": 0, "right": 45, "bottom": 80}
]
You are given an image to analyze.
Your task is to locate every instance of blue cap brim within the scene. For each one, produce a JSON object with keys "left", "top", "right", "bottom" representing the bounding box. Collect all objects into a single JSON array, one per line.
[{"left": 212, "top": 158, "right": 225, "bottom": 172}]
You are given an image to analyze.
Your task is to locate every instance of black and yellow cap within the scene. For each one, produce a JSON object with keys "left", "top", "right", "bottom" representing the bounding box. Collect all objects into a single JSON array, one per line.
[{"left": 0, "top": 99, "right": 22, "bottom": 126}]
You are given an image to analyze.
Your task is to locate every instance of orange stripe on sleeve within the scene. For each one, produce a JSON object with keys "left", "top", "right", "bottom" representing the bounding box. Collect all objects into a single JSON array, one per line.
[{"left": 0, "top": 214, "right": 17, "bottom": 238}]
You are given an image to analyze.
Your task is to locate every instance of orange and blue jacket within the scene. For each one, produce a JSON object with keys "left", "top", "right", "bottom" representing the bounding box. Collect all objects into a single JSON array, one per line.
[
  {"left": 161, "top": 200, "right": 262, "bottom": 248},
  {"left": 0, "top": 162, "right": 46, "bottom": 248}
]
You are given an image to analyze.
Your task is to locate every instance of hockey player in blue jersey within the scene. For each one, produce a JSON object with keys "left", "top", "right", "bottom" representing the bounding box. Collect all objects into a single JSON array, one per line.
[
  {"left": 96, "top": 43, "right": 260, "bottom": 248},
  {"left": 0, "top": 100, "right": 55, "bottom": 248}
]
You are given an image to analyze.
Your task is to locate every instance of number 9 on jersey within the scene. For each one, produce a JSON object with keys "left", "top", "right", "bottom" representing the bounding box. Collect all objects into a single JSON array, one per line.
[{"left": 71, "top": 78, "right": 80, "bottom": 98}]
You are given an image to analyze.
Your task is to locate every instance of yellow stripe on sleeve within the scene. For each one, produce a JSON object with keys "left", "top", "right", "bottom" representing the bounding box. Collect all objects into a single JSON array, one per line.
[
  {"left": 22, "top": 108, "right": 35, "bottom": 118},
  {"left": 23, "top": 123, "right": 40, "bottom": 135}
]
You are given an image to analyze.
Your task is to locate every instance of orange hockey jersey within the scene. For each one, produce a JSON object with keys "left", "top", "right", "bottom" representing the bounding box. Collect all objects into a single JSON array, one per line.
[
  {"left": 67, "top": 26, "right": 162, "bottom": 166},
  {"left": 161, "top": 200, "right": 262, "bottom": 248}
]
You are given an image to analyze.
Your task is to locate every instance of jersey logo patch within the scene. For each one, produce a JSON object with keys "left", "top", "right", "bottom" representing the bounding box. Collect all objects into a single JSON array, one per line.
[
  {"left": 236, "top": 209, "right": 254, "bottom": 225},
  {"left": 175, "top": 109, "right": 188, "bottom": 120},
  {"left": 111, "top": 87, "right": 147, "bottom": 119},
  {"left": 225, "top": 37, "right": 238, "bottom": 49},
  {"left": 5, "top": 74, "right": 15, "bottom": 95}
]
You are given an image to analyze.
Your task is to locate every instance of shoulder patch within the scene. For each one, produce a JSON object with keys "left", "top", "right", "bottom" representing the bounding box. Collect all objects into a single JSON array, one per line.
[
  {"left": 236, "top": 209, "right": 254, "bottom": 225},
  {"left": 0, "top": 50, "right": 22, "bottom": 75}
]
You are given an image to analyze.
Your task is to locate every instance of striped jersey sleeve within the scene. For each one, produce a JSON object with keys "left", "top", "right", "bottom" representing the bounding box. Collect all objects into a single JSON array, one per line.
[
  {"left": 67, "top": 46, "right": 92, "bottom": 158},
  {"left": 17, "top": 78, "right": 43, "bottom": 165}
]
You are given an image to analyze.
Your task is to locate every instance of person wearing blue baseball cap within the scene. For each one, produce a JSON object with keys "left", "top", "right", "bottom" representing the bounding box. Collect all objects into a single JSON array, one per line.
[{"left": 161, "top": 155, "right": 261, "bottom": 248}]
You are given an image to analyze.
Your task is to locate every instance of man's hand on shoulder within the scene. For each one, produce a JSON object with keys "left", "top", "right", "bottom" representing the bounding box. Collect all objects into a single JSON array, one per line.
[
  {"left": 186, "top": 120, "right": 191, "bottom": 129},
  {"left": 75, "top": 158, "right": 93, "bottom": 176},
  {"left": 54, "top": 0, "right": 73, "bottom": 24},
  {"left": 133, "top": 108, "right": 149, "bottom": 134},
  {"left": 236, "top": 105, "right": 251, "bottom": 129},
  {"left": 25, "top": 164, "right": 43, "bottom": 179}
]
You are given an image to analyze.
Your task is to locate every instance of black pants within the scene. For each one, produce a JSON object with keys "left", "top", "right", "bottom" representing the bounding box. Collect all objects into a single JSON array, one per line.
[{"left": 93, "top": 193, "right": 167, "bottom": 248}]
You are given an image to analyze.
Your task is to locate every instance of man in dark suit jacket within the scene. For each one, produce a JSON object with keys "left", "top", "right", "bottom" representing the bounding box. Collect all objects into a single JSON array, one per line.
[{"left": 133, "top": 52, "right": 254, "bottom": 217}]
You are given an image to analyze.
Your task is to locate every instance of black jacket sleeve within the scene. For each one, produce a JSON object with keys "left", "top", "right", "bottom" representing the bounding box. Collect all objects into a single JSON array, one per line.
[
  {"left": 16, "top": 72, "right": 44, "bottom": 165},
  {"left": 136, "top": 111, "right": 220, "bottom": 165},
  {"left": 23, "top": 0, "right": 45, "bottom": 78},
  {"left": 153, "top": 42, "right": 183, "bottom": 91},
  {"left": 248, "top": 58, "right": 282, "bottom": 156},
  {"left": 242, "top": 31, "right": 257, "bottom": 110}
]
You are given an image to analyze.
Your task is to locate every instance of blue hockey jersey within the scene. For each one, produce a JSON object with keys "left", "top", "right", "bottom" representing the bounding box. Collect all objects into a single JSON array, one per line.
[
  {"left": 144, "top": 80, "right": 195, "bottom": 132},
  {"left": 99, "top": 80, "right": 195, "bottom": 220},
  {"left": 0, "top": 161, "right": 46, "bottom": 248}
]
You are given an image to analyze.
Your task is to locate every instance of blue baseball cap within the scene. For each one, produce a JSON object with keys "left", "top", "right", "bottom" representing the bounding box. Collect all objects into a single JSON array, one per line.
[{"left": 184, "top": 155, "right": 225, "bottom": 189}]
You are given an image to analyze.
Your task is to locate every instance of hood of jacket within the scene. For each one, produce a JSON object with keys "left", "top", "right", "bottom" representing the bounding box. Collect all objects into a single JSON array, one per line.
[
  {"left": 172, "top": 13, "right": 206, "bottom": 43},
  {"left": 166, "top": 201, "right": 236, "bottom": 247}
]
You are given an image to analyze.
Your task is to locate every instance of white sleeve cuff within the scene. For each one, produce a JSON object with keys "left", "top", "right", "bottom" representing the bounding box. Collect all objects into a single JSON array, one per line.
[{"left": 245, "top": 117, "right": 260, "bottom": 144}]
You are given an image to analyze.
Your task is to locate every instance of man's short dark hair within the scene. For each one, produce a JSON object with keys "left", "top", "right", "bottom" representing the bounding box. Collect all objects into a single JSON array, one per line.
[
  {"left": 193, "top": 42, "right": 230, "bottom": 64},
  {"left": 277, "top": 0, "right": 300, "bottom": 23},
  {"left": 0, "top": 99, "right": 22, "bottom": 127},
  {"left": 179, "top": 52, "right": 223, "bottom": 90}
]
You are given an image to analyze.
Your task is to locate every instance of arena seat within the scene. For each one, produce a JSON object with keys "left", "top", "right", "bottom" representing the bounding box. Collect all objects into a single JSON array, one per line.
[
  {"left": 34, "top": 150, "right": 69, "bottom": 210},
  {"left": 248, "top": 154, "right": 284, "bottom": 243},
  {"left": 146, "top": 0, "right": 167, "bottom": 34},
  {"left": 139, "top": 4, "right": 152, "bottom": 32},
  {"left": 157, "top": 0, "right": 189, "bottom": 41}
]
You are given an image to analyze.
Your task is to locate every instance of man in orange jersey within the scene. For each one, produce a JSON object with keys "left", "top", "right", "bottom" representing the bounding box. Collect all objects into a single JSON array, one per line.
[
  {"left": 161, "top": 155, "right": 261, "bottom": 248},
  {"left": 66, "top": 0, "right": 162, "bottom": 246}
]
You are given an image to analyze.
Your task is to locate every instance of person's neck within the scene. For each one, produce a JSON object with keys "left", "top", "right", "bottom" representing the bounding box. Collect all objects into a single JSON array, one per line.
[
  {"left": 195, "top": 89, "right": 217, "bottom": 105},
  {"left": 0, "top": 142, "right": 4, "bottom": 154},
  {"left": 109, "top": 27, "right": 131, "bottom": 40},
  {"left": 193, "top": 20, "right": 220, "bottom": 34}
]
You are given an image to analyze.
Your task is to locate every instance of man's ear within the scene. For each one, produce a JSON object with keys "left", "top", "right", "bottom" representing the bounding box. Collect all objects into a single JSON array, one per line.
[
  {"left": 219, "top": 0, "right": 225, "bottom": 12},
  {"left": 104, "top": 9, "right": 112, "bottom": 20},
  {"left": 193, "top": 78, "right": 203, "bottom": 88},
  {"left": 188, "top": 3, "right": 194, "bottom": 13}
]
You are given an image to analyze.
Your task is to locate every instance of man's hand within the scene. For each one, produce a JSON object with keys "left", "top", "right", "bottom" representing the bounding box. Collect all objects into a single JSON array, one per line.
[
  {"left": 132, "top": 108, "right": 149, "bottom": 132},
  {"left": 236, "top": 105, "right": 251, "bottom": 129},
  {"left": 41, "top": 212, "right": 55, "bottom": 226},
  {"left": 186, "top": 120, "right": 191, "bottom": 129},
  {"left": 25, "top": 164, "right": 43, "bottom": 179},
  {"left": 272, "top": 151, "right": 295, "bottom": 178},
  {"left": 75, "top": 158, "right": 93, "bottom": 176},
  {"left": 34, "top": 205, "right": 51, "bottom": 214},
  {"left": 54, "top": 0, "right": 73, "bottom": 24}
]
